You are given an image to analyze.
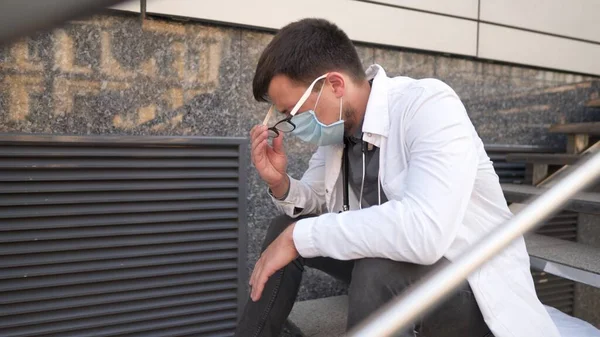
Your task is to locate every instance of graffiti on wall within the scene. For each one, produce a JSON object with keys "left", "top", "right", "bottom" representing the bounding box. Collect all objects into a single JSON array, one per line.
[{"left": 0, "top": 15, "right": 229, "bottom": 134}]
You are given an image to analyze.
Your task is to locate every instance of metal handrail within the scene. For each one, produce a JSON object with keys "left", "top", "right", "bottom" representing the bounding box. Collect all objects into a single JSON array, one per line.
[{"left": 348, "top": 150, "right": 600, "bottom": 337}]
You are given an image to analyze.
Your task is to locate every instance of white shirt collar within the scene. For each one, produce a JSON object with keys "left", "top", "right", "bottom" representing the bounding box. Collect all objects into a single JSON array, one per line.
[{"left": 362, "top": 64, "right": 390, "bottom": 139}]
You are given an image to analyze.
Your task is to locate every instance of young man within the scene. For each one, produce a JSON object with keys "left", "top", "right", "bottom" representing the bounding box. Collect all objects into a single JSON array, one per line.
[{"left": 237, "top": 18, "right": 559, "bottom": 337}]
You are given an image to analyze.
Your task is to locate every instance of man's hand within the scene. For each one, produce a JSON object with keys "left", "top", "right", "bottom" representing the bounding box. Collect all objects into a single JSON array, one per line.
[
  {"left": 250, "top": 125, "right": 289, "bottom": 198},
  {"left": 249, "top": 223, "right": 299, "bottom": 302}
]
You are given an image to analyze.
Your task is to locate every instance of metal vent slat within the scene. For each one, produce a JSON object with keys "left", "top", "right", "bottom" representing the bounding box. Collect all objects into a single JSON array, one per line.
[
  {"left": 179, "top": 330, "right": 236, "bottom": 337},
  {"left": 0, "top": 210, "right": 239, "bottom": 232},
  {"left": 119, "top": 320, "right": 236, "bottom": 337},
  {"left": 0, "top": 259, "right": 238, "bottom": 292},
  {"left": 0, "top": 168, "right": 239, "bottom": 181},
  {"left": 0, "top": 179, "right": 239, "bottom": 193},
  {"left": 0, "top": 135, "right": 247, "bottom": 337},
  {"left": 534, "top": 279, "right": 574, "bottom": 290},
  {"left": 0, "top": 219, "right": 239, "bottom": 243},
  {"left": 0, "top": 230, "right": 239, "bottom": 255},
  {"left": 6, "top": 310, "right": 238, "bottom": 337},
  {"left": 0, "top": 240, "right": 238, "bottom": 268},
  {"left": 0, "top": 145, "right": 240, "bottom": 158},
  {"left": 0, "top": 199, "right": 238, "bottom": 219},
  {"left": 1, "top": 270, "right": 238, "bottom": 305},
  {"left": 1, "top": 296, "right": 237, "bottom": 336},
  {"left": 0, "top": 250, "right": 238, "bottom": 280},
  {"left": 0, "top": 158, "right": 239, "bottom": 169},
  {"left": 0, "top": 290, "right": 237, "bottom": 330},
  {"left": 2, "top": 280, "right": 238, "bottom": 316},
  {"left": 1, "top": 189, "right": 239, "bottom": 206}
]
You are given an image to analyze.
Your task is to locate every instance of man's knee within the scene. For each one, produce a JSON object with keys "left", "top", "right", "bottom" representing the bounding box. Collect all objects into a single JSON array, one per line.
[
  {"left": 347, "top": 258, "right": 416, "bottom": 330},
  {"left": 349, "top": 258, "right": 413, "bottom": 300}
]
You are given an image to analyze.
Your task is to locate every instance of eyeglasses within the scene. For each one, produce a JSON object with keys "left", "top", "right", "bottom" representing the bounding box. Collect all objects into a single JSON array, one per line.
[
  {"left": 262, "top": 73, "right": 328, "bottom": 139},
  {"left": 263, "top": 105, "right": 296, "bottom": 139}
]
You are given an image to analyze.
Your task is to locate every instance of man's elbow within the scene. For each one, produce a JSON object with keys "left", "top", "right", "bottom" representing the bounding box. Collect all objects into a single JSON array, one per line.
[
  {"left": 413, "top": 243, "right": 446, "bottom": 265},
  {"left": 414, "top": 216, "right": 453, "bottom": 265}
]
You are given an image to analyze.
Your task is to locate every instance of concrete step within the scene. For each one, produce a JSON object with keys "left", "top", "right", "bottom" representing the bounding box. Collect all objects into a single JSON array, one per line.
[
  {"left": 586, "top": 98, "right": 600, "bottom": 108},
  {"left": 287, "top": 296, "right": 348, "bottom": 337},
  {"left": 505, "top": 153, "right": 582, "bottom": 166},
  {"left": 287, "top": 293, "right": 600, "bottom": 337},
  {"left": 501, "top": 183, "right": 600, "bottom": 214},
  {"left": 526, "top": 234, "right": 600, "bottom": 288},
  {"left": 548, "top": 122, "right": 600, "bottom": 136}
]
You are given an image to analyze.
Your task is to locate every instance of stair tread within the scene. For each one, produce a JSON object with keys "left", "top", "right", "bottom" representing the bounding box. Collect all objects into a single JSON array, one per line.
[
  {"left": 526, "top": 234, "right": 600, "bottom": 276},
  {"left": 505, "top": 153, "right": 581, "bottom": 165},
  {"left": 484, "top": 144, "right": 561, "bottom": 153},
  {"left": 501, "top": 183, "right": 600, "bottom": 214},
  {"left": 548, "top": 122, "right": 600, "bottom": 136},
  {"left": 585, "top": 98, "right": 600, "bottom": 108},
  {"left": 288, "top": 296, "right": 347, "bottom": 337}
]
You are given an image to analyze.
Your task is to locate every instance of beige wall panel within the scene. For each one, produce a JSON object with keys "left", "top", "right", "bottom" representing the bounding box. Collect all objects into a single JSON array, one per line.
[
  {"left": 362, "top": 0, "right": 478, "bottom": 19},
  {"left": 480, "top": 0, "right": 600, "bottom": 43},
  {"left": 479, "top": 23, "right": 600, "bottom": 75},
  {"left": 147, "top": 0, "right": 478, "bottom": 56}
]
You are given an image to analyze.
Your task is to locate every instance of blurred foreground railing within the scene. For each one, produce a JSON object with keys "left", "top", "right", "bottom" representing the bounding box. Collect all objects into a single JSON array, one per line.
[{"left": 348, "top": 150, "right": 600, "bottom": 337}]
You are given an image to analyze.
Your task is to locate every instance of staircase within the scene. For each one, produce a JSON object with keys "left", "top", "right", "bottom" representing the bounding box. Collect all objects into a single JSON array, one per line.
[{"left": 501, "top": 116, "right": 600, "bottom": 323}]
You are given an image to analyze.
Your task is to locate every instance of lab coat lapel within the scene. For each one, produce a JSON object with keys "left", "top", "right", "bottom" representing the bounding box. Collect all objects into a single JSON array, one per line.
[{"left": 325, "top": 144, "right": 343, "bottom": 212}]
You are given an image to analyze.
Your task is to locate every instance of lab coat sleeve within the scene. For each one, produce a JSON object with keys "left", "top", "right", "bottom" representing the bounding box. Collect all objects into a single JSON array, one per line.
[
  {"left": 269, "top": 146, "right": 327, "bottom": 217},
  {"left": 292, "top": 86, "right": 478, "bottom": 263}
]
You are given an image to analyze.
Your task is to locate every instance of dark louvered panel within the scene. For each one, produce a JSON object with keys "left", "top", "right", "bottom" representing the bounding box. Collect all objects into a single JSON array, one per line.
[
  {"left": 535, "top": 211, "right": 578, "bottom": 241},
  {"left": 0, "top": 135, "right": 248, "bottom": 337},
  {"left": 532, "top": 271, "right": 576, "bottom": 315},
  {"left": 488, "top": 157, "right": 529, "bottom": 184}
]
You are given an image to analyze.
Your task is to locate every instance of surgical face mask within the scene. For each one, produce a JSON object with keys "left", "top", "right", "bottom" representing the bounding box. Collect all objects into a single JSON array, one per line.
[{"left": 288, "top": 74, "right": 345, "bottom": 146}]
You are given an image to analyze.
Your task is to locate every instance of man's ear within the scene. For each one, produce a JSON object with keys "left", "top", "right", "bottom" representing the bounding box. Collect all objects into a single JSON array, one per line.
[{"left": 326, "top": 72, "right": 346, "bottom": 98}]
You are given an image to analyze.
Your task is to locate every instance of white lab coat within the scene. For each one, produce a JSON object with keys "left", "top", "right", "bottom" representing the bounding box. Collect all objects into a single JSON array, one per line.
[{"left": 271, "top": 64, "right": 560, "bottom": 337}]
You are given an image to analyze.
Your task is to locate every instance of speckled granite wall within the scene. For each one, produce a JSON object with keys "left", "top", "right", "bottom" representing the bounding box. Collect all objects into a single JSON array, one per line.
[
  {"left": 576, "top": 213, "right": 600, "bottom": 327},
  {"left": 0, "top": 13, "right": 598, "bottom": 303}
]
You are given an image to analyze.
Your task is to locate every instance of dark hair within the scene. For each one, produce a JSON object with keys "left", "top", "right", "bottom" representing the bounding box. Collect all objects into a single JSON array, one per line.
[{"left": 253, "top": 18, "right": 366, "bottom": 102}]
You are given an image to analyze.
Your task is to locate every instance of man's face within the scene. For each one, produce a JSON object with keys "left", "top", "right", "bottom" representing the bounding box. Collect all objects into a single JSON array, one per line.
[{"left": 267, "top": 74, "right": 342, "bottom": 126}]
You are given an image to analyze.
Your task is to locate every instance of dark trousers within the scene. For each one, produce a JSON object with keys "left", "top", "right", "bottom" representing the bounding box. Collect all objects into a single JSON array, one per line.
[{"left": 235, "top": 215, "right": 493, "bottom": 337}]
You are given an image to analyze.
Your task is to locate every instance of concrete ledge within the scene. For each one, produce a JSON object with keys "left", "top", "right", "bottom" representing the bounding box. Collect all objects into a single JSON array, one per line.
[{"left": 287, "top": 296, "right": 348, "bottom": 337}]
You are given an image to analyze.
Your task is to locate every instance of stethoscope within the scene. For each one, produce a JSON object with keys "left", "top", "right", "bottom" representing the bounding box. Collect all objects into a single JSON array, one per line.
[{"left": 341, "top": 134, "right": 382, "bottom": 212}]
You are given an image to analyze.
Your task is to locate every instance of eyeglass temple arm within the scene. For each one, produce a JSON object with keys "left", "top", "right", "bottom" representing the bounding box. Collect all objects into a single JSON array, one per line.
[
  {"left": 289, "top": 74, "right": 328, "bottom": 117},
  {"left": 262, "top": 105, "right": 274, "bottom": 126}
]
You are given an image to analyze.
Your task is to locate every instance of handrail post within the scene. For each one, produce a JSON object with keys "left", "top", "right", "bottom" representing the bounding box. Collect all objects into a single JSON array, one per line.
[{"left": 348, "top": 150, "right": 600, "bottom": 337}]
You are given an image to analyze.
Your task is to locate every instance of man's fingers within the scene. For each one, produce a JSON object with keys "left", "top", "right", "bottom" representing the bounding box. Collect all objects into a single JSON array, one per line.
[
  {"left": 250, "top": 124, "right": 263, "bottom": 139},
  {"left": 271, "top": 132, "right": 284, "bottom": 155},
  {"left": 252, "top": 279, "right": 264, "bottom": 302},
  {"left": 252, "top": 141, "right": 268, "bottom": 169},
  {"left": 251, "top": 265, "right": 263, "bottom": 301},
  {"left": 249, "top": 263, "right": 255, "bottom": 286},
  {"left": 251, "top": 127, "right": 267, "bottom": 151},
  {"left": 251, "top": 131, "right": 268, "bottom": 164},
  {"left": 252, "top": 261, "right": 278, "bottom": 302},
  {"left": 249, "top": 258, "right": 264, "bottom": 298},
  {"left": 250, "top": 259, "right": 260, "bottom": 286}
]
